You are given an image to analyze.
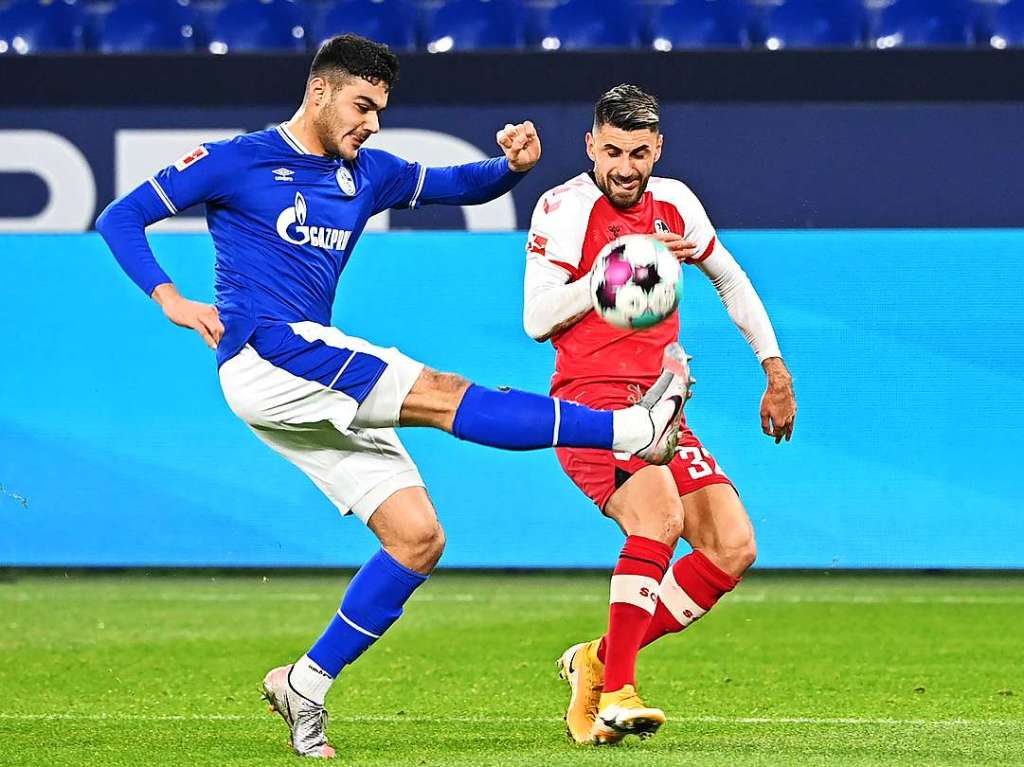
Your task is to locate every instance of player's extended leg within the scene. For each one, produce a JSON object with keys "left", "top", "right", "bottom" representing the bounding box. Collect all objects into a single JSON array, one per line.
[
  {"left": 376, "top": 348, "right": 691, "bottom": 465},
  {"left": 264, "top": 488, "right": 443, "bottom": 759},
  {"left": 559, "top": 465, "right": 683, "bottom": 745},
  {"left": 638, "top": 484, "right": 756, "bottom": 649}
]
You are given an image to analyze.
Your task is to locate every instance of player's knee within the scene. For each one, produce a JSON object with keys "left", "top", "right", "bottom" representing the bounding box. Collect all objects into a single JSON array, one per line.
[
  {"left": 418, "top": 369, "right": 470, "bottom": 398},
  {"left": 709, "top": 532, "right": 757, "bottom": 577},
  {"left": 734, "top": 535, "right": 757, "bottom": 573},
  {"left": 402, "top": 519, "right": 446, "bottom": 572}
]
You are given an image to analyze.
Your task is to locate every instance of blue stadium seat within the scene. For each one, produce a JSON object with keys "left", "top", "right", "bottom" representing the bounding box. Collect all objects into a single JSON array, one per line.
[
  {"left": 752, "top": 0, "right": 864, "bottom": 49},
  {"left": 969, "top": 0, "right": 1024, "bottom": 47},
  {"left": 207, "top": 0, "right": 308, "bottom": 53},
  {"left": 422, "top": 0, "right": 523, "bottom": 51},
  {"left": 315, "top": 0, "right": 417, "bottom": 51},
  {"left": 97, "top": 1, "right": 198, "bottom": 53},
  {"left": 0, "top": 0, "right": 84, "bottom": 54},
  {"left": 542, "top": 0, "right": 642, "bottom": 50},
  {"left": 866, "top": 0, "right": 970, "bottom": 48},
  {"left": 646, "top": 0, "right": 746, "bottom": 50}
]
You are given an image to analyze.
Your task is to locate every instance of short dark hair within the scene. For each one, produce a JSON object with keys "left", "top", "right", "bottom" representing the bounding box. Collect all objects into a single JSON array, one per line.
[
  {"left": 310, "top": 34, "right": 399, "bottom": 90},
  {"left": 594, "top": 84, "right": 660, "bottom": 132}
]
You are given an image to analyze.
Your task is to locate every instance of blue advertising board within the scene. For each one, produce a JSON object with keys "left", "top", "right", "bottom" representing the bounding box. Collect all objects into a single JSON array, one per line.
[
  {"left": 1, "top": 229, "right": 1021, "bottom": 568},
  {"left": 2, "top": 103, "right": 1024, "bottom": 232}
]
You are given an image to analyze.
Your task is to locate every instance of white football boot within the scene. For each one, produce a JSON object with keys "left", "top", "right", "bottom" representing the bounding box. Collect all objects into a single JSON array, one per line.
[
  {"left": 631, "top": 342, "right": 695, "bottom": 465},
  {"left": 262, "top": 664, "right": 336, "bottom": 759}
]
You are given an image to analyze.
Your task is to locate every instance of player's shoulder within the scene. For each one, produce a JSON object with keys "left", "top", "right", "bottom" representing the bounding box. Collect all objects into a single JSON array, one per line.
[
  {"left": 531, "top": 173, "right": 602, "bottom": 229},
  {"left": 647, "top": 176, "right": 706, "bottom": 211},
  {"left": 178, "top": 130, "right": 266, "bottom": 172},
  {"left": 354, "top": 147, "right": 409, "bottom": 175}
]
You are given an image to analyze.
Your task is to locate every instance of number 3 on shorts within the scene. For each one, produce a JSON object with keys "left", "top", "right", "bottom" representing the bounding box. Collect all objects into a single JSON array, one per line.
[{"left": 679, "top": 446, "right": 726, "bottom": 480}]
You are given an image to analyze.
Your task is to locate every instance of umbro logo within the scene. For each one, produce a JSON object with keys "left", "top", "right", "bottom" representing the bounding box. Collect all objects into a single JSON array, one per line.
[{"left": 273, "top": 168, "right": 294, "bottom": 182}]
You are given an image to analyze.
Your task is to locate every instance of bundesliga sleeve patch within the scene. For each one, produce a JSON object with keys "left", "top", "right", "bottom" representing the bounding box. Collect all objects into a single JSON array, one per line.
[
  {"left": 174, "top": 146, "right": 209, "bottom": 172},
  {"left": 527, "top": 233, "right": 548, "bottom": 256}
]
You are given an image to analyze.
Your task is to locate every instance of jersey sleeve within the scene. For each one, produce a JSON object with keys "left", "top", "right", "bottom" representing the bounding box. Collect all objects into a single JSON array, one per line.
[
  {"left": 525, "top": 187, "right": 587, "bottom": 280},
  {"left": 148, "top": 138, "right": 241, "bottom": 215},
  {"left": 658, "top": 179, "right": 718, "bottom": 264},
  {"left": 360, "top": 149, "right": 423, "bottom": 216}
]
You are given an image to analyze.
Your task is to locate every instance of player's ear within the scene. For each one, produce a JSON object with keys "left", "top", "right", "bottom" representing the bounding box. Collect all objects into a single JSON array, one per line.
[
  {"left": 654, "top": 132, "right": 663, "bottom": 163},
  {"left": 585, "top": 132, "right": 596, "bottom": 162},
  {"left": 308, "top": 76, "right": 328, "bottom": 108}
]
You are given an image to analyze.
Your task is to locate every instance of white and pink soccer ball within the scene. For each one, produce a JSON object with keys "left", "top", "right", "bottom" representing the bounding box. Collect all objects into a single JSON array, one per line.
[{"left": 590, "top": 235, "right": 683, "bottom": 330}]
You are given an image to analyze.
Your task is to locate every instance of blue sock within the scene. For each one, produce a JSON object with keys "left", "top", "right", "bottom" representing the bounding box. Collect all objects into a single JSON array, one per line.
[
  {"left": 307, "top": 549, "right": 428, "bottom": 676},
  {"left": 451, "top": 384, "right": 613, "bottom": 450}
]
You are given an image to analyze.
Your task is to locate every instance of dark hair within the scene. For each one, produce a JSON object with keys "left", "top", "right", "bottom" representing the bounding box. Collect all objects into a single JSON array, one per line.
[
  {"left": 594, "top": 84, "right": 660, "bottom": 132},
  {"left": 310, "top": 34, "right": 399, "bottom": 89}
]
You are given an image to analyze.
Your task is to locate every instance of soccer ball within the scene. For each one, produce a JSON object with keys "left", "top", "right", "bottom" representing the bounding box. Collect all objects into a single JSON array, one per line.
[{"left": 590, "top": 235, "right": 683, "bottom": 329}]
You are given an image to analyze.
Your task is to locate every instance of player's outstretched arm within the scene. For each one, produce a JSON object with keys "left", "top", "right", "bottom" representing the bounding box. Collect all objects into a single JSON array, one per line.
[
  {"left": 412, "top": 122, "right": 540, "bottom": 207},
  {"left": 659, "top": 229, "right": 796, "bottom": 442},
  {"left": 692, "top": 241, "right": 795, "bottom": 442}
]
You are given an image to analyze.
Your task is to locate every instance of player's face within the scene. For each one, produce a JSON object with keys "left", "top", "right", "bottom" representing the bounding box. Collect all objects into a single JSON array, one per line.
[
  {"left": 312, "top": 76, "right": 390, "bottom": 160},
  {"left": 586, "top": 125, "right": 663, "bottom": 209}
]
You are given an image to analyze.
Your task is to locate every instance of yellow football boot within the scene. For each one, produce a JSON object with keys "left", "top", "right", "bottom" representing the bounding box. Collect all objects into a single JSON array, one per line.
[
  {"left": 555, "top": 640, "right": 604, "bottom": 744},
  {"left": 589, "top": 684, "right": 666, "bottom": 744}
]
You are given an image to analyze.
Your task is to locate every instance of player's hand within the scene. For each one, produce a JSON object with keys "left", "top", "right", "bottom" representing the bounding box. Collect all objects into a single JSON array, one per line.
[
  {"left": 497, "top": 121, "right": 541, "bottom": 173},
  {"left": 153, "top": 284, "right": 223, "bottom": 350},
  {"left": 760, "top": 358, "right": 796, "bottom": 443},
  {"left": 653, "top": 231, "right": 700, "bottom": 263}
]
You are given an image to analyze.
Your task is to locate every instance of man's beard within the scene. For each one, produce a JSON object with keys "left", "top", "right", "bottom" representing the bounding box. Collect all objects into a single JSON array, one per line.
[{"left": 600, "top": 172, "right": 648, "bottom": 209}]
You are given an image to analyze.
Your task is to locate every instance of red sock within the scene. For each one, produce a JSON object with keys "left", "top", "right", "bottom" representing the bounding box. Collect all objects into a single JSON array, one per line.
[
  {"left": 640, "top": 549, "right": 739, "bottom": 647},
  {"left": 599, "top": 535, "right": 674, "bottom": 693}
]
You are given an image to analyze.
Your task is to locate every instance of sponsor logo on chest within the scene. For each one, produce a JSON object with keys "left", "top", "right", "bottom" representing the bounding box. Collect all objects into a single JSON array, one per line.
[{"left": 276, "top": 191, "right": 352, "bottom": 251}]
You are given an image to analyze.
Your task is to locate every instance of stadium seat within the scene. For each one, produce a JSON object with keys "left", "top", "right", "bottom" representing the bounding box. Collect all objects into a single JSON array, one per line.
[
  {"left": 207, "top": 0, "right": 308, "bottom": 53},
  {"left": 541, "top": 0, "right": 642, "bottom": 50},
  {"left": 0, "top": 0, "right": 85, "bottom": 54},
  {"left": 97, "top": 1, "right": 198, "bottom": 53},
  {"left": 751, "top": 0, "right": 864, "bottom": 49},
  {"left": 646, "top": 0, "right": 746, "bottom": 50},
  {"left": 969, "top": 0, "right": 1024, "bottom": 48},
  {"left": 422, "top": 0, "right": 524, "bottom": 51},
  {"left": 315, "top": 0, "right": 417, "bottom": 51},
  {"left": 865, "top": 0, "right": 970, "bottom": 48}
]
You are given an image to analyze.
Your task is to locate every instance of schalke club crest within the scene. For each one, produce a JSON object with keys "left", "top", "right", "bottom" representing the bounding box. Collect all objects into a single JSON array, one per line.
[{"left": 336, "top": 167, "right": 356, "bottom": 196}]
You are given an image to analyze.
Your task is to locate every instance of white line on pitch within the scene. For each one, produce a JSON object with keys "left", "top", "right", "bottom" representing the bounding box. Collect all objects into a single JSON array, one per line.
[{"left": 0, "top": 713, "right": 1019, "bottom": 727}]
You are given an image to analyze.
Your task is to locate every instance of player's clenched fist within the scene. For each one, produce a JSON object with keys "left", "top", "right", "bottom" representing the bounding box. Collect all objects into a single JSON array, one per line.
[
  {"left": 152, "top": 283, "right": 224, "bottom": 350},
  {"left": 497, "top": 121, "right": 541, "bottom": 173}
]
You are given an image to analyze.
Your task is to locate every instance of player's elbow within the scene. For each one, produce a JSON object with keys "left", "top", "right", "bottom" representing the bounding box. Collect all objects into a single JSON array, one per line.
[
  {"left": 94, "top": 200, "right": 118, "bottom": 238},
  {"left": 522, "top": 311, "right": 553, "bottom": 342}
]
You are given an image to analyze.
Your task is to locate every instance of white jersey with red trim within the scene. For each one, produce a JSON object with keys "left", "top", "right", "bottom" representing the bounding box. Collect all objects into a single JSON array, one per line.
[{"left": 526, "top": 172, "right": 719, "bottom": 396}]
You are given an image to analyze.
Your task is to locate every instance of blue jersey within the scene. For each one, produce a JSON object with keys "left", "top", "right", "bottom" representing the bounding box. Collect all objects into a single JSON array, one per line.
[{"left": 97, "top": 124, "right": 524, "bottom": 365}]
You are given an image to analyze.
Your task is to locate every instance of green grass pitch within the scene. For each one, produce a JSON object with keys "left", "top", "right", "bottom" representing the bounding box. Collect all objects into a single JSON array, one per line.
[{"left": 1, "top": 572, "right": 1022, "bottom": 766}]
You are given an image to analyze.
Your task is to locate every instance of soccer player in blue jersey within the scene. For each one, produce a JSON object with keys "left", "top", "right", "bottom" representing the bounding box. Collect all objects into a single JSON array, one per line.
[{"left": 96, "top": 35, "right": 690, "bottom": 758}]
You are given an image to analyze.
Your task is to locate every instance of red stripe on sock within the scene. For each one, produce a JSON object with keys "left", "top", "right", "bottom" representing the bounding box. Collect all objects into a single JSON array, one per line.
[{"left": 601, "top": 536, "right": 673, "bottom": 692}]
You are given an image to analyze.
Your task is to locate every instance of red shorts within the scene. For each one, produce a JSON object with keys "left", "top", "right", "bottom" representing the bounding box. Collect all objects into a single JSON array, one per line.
[{"left": 554, "top": 381, "right": 735, "bottom": 510}]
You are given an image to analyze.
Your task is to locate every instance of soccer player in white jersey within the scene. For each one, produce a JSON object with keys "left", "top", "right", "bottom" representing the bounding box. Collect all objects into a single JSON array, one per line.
[
  {"left": 522, "top": 85, "right": 797, "bottom": 744},
  {"left": 97, "top": 40, "right": 692, "bottom": 758}
]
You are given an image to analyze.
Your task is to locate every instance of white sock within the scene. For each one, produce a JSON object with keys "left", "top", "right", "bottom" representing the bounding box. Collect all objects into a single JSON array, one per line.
[
  {"left": 611, "top": 406, "right": 655, "bottom": 453},
  {"left": 288, "top": 655, "right": 334, "bottom": 705}
]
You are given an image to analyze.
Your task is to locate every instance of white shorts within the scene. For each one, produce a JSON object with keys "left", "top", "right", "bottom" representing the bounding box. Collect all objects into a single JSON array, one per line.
[{"left": 218, "top": 321, "right": 426, "bottom": 522}]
